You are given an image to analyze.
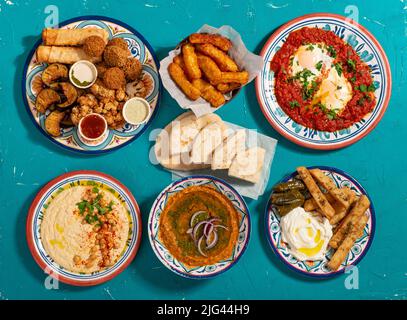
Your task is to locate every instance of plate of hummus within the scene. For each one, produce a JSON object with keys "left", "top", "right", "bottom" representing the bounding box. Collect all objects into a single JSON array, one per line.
[
  {"left": 265, "top": 166, "right": 375, "bottom": 278},
  {"left": 26, "top": 170, "right": 142, "bottom": 286},
  {"left": 148, "top": 175, "right": 250, "bottom": 279}
]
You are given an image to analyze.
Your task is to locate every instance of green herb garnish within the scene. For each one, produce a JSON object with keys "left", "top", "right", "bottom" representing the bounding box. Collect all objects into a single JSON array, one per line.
[
  {"left": 289, "top": 100, "right": 300, "bottom": 109},
  {"left": 326, "top": 45, "right": 337, "bottom": 58},
  {"left": 347, "top": 59, "right": 356, "bottom": 71},
  {"left": 315, "top": 60, "right": 323, "bottom": 71},
  {"left": 334, "top": 63, "right": 343, "bottom": 76}
]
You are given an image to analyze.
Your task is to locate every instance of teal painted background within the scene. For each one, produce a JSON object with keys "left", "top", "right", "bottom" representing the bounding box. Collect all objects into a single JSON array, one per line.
[{"left": 0, "top": 0, "right": 406, "bottom": 300}]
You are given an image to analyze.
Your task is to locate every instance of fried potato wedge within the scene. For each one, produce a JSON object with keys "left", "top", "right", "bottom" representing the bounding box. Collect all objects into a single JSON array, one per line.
[
  {"left": 192, "top": 79, "right": 225, "bottom": 108},
  {"left": 182, "top": 43, "right": 201, "bottom": 80},
  {"left": 296, "top": 167, "right": 335, "bottom": 219},
  {"left": 310, "top": 168, "right": 350, "bottom": 208},
  {"left": 195, "top": 43, "right": 238, "bottom": 72},
  {"left": 216, "top": 82, "right": 241, "bottom": 94},
  {"left": 329, "top": 195, "right": 370, "bottom": 249},
  {"left": 168, "top": 62, "right": 201, "bottom": 100},
  {"left": 197, "top": 54, "right": 222, "bottom": 84},
  {"left": 45, "top": 110, "right": 65, "bottom": 137},
  {"left": 173, "top": 55, "right": 186, "bottom": 71},
  {"left": 189, "top": 33, "right": 232, "bottom": 51},
  {"left": 327, "top": 214, "right": 369, "bottom": 270},
  {"left": 217, "top": 71, "right": 249, "bottom": 85}
]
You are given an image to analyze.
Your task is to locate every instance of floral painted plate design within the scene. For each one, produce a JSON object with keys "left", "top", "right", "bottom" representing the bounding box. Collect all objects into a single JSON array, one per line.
[
  {"left": 23, "top": 16, "right": 161, "bottom": 154},
  {"left": 148, "top": 175, "right": 251, "bottom": 279},
  {"left": 255, "top": 13, "right": 391, "bottom": 150},
  {"left": 26, "top": 170, "right": 142, "bottom": 286},
  {"left": 265, "top": 166, "right": 375, "bottom": 278}
]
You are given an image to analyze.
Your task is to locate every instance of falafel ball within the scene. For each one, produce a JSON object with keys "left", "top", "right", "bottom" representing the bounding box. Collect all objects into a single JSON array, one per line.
[
  {"left": 107, "top": 38, "right": 130, "bottom": 53},
  {"left": 123, "top": 58, "right": 142, "bottom": 81},
  {"left": 103, "top": 45, "right": 128, "bottom": 67},
  {"left": 103, "top": 67, "right": 126, "bottom": 90},
  {"left": 95, "top": 63, "right": 108, "bottom": 79},
  {"left": 83, "top": 36, "right": 106, "bottom": 57}
]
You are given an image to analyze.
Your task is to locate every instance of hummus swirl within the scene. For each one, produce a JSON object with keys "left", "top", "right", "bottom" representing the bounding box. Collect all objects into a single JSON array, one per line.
[{"left": 40, "top": 186, "right": 129, "bottom": 273}]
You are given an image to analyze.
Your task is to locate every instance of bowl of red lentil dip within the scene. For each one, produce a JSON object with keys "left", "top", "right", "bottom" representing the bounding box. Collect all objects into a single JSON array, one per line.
[{"left": 255, "top": 13, "right": 391, "bottom": 150}]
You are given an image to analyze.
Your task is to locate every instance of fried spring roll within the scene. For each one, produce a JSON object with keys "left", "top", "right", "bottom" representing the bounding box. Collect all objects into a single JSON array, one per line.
[
  {"left": 182, "top": 43, "right": 201, "bottom": 80},
  {"left": 216, "top": 82, "right": 241, "bottom": 93},
  {"left": 327, "top": 214, "right": 369, "bottom": 270},
  {"left": 189, "top": 33, "right": 232, "bottom": 51},
  {"left": 195, "top": 43, "right": 238, "bottom": 72},
  {"left": 192, "top": 79, "right": 225, "bottom": 108},
  {"left": 197, "top": 54, "right": 222, "bottom": 84},
  {"left": 36, "top": 45, "right": 102, "bottom": 64},
  {"left": 329, "top": 195, "right": 370, "bottom": 249},
  {"left": 168, "top": 62, "right": 201, "bottom": 100},
  {"left": 42, "top": 28, "right": 109, "bottom": 46}
]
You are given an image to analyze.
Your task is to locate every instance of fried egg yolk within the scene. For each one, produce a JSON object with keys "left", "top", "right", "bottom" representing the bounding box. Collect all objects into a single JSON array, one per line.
[{"left": 291, "top": 44, "right": 332, "bottom": 80}]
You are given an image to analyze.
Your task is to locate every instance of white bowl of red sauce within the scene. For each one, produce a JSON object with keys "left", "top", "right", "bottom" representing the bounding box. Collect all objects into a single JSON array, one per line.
[{"left": 78, "top": 113, "right": 108, "bottom": 145}]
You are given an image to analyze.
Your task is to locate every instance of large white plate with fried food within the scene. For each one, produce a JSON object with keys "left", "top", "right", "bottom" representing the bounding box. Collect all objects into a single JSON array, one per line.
[{"left": 23, "top": 15, "right": 161, "bottom": 154}]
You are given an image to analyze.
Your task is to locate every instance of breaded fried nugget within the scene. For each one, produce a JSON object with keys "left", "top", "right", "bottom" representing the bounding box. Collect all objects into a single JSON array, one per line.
[
  {"left": 189, "top": 33, "right": 232, "bottom": 51},
  {"left": 192, "top": 79, "right": 225, "bottom": 108},
  {"left": 103, "top": 45, "right": 128, "bottom": 67},
  {"left": 196, "top": 43, "right": 238, "bottom": 72},
  {"left": 219, "top": 71, "right": 249, "bottom": 84},
  {"left": 107, "top": 38, "right": 129, "bottom": 52},
  {"left": 123, "top": 57, "right": 142, "bottom": 81},
  {"left": 197, "top": 54, "right": 222, "bottom": 84},
  {"left": 83, "top": 35, "right": 106, "bottom": 57},
  {"left": 45, "top": 111, "right": 65, "bottom": 137},
  {"left": 95, "top": 63, "right": 108, "bottom": 78},
  {"left": 168, "top": 62, "right": 200, "bottom": 100},
  {"left": 182, "top": 43, "right": 201, "bottom": 80},
  {"left": 216, "top": 82, "right": 241, "bottom": 93},
  {"left": 103, "top": 67, "right": 126, "bottom": 89}
]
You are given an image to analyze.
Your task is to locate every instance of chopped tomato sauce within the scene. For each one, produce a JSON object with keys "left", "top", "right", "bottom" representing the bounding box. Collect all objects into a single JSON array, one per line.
[{"left": 270, "top": 27, "right": 376, "bottom": 132}]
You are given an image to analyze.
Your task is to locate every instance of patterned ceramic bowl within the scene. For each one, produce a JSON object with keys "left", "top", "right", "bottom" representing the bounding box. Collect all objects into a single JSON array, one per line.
[
  {"left": 256, "top": 13, "right": 391, "bottom": 150},
  {"left": 148, "top": 175, "right": 251, "bottom": 279},
  {"left": 23, "top": 15, "right": 161, "bottom": 154},
  {"left": 265, "top": 166, "right": 375, "bottom": 278},
  {"left": 26, "top": 170, "right": 142, "bottom": 286}
]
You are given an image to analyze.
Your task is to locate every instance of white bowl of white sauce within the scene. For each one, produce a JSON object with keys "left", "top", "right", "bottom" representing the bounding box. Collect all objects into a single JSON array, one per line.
[
  {"left": 69, "top": 60, "right": 98, "bottom": 89},
  {"left": 122, "top": 97, "right": 151, "bottom": 126}
]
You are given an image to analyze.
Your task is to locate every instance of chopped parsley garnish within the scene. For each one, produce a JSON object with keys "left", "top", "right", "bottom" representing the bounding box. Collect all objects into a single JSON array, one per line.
[
  {"left": 347, "top": 59, "right": 356, "bottom": 71},
  {"left": 350, "top": 76, "right": 357, "bottom": 83},
  {"left": 326, "top": 45, "right": 337, "bottom": 58},
  {"left": 316, "top": 103, "right": 338, "bottom": 120},
  {"left": 315, "top": 60, "right": 323, "bottom": 71},
  {"left": 306, "top": 44, "right": 315, "bottom": 51},
  {"left": 367, "top": 83, "right": 376, "bottom": 92},
  {"left": 75, "top": 189, "right": 115, "bottom": 224},
  {"left": 358, "top": 84, "right": 367, "bottom": 92},
  {"left": 92, "top": 186, "right": 99, "bottom": 193},
  {"left": 334, "top": 62, "right": 343, "bottom": 76},
  {"left": 289, "top": 100, "right": 300, "bottom": 109}
]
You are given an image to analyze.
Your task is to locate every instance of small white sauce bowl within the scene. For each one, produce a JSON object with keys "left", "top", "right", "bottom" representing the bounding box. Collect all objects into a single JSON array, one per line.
[
  {"left": 77, "top": 113, "right": 108, "bottom": 145},
  {"left": 69, "top": 60, "right": 98, "bottom": 89},
  {"left": 122, "top": 97, "right": 151, "bottom": 126}
]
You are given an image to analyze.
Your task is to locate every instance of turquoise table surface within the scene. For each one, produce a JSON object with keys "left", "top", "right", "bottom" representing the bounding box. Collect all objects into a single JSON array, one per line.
[{"left": 0, "top": 0, "right": 406, "bottom": 300}]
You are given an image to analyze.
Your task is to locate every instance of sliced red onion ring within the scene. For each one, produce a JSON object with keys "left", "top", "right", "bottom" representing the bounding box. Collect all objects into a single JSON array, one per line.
[
  {"left": 206, "top": 230, "right": 218, "bottom": 249},
  {"left": 197, "top": 235, "right": 207, "bottom": 257},
  {"left": 214, "top": 224, "right": 228, "bottom": 231},
  {"left": 192, "top": 220, "right": 207, "bottom": 242}
]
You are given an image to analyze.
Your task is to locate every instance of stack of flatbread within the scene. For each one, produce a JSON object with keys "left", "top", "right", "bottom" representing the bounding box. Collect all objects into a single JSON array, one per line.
[{"left": 155, "top": 112, "right": 266, "bottom": 184}]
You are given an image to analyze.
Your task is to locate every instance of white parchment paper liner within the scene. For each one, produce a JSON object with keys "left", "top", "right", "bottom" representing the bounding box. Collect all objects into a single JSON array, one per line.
[
  {"left": 151, "top": 122, "right": 277, "bottom": 200},
  {"left": 159, "top": 24, "right": 264, "bottom": 117}
]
